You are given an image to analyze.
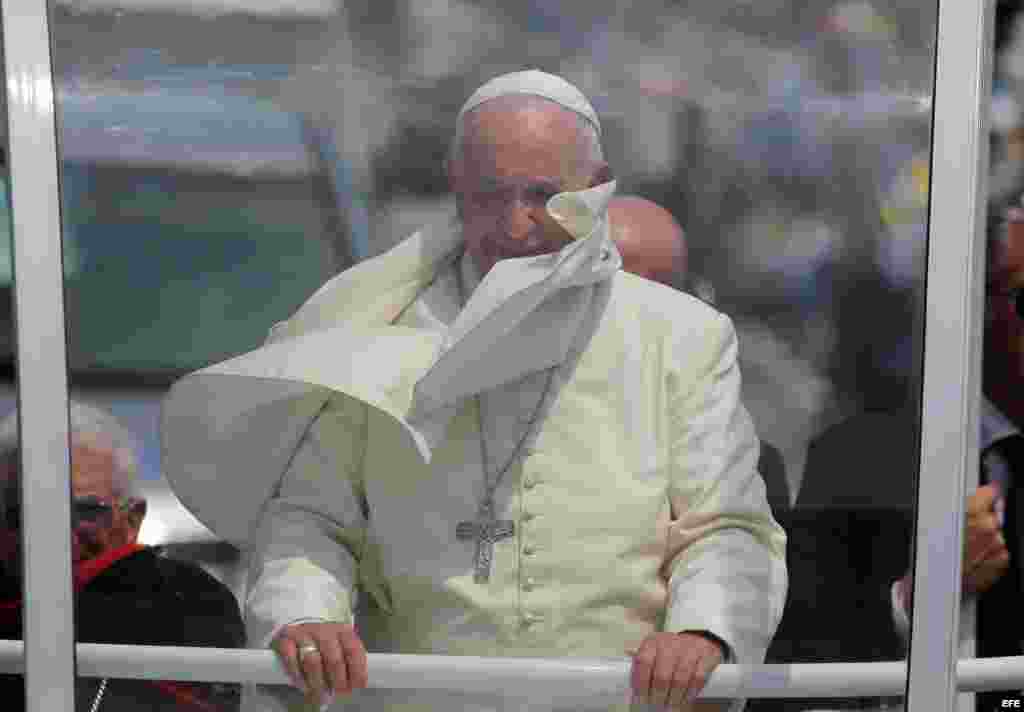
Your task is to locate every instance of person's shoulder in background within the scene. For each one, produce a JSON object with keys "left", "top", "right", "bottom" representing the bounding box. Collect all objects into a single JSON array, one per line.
[
  {"left": 758, "top": 441, "right": 791, "bottom": 520},
  {"left": 797, "top": 408, "right": 918, "bottom": 511},
  {"left": 77, "top": 545, "right": 245, "bottom": 649},
  {"left": 74, "top": 545, "right": 245, "bottom": 711}
]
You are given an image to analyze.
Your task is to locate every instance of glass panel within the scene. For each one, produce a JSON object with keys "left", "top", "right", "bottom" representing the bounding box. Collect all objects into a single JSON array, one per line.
[
  {"left": 43, "top": 0, "right": 944, "bottom": 710},
  {"left": 719, "top": 4, "right": 932, "bottom": 710}
]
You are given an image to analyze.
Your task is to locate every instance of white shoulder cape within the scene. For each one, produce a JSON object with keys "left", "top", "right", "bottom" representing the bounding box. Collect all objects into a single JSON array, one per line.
[{"left": 160, "top": 182, "right": 619, "bottom": 548}]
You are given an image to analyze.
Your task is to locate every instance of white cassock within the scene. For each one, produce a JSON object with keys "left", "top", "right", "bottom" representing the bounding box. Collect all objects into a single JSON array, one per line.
[{"left": 162, "top": 179, "right": 787, "bottom": 712}]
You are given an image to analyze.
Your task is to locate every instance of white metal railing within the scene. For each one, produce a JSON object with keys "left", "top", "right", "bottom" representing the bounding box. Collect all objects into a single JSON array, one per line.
[{"left": 0, "top": 643, "right": 1022, "bottom": 699}]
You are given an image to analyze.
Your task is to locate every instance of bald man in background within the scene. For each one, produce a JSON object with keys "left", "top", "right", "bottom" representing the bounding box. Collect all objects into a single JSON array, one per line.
[{"left": 608, "top": 195, "right": 687, "bottom": 287}]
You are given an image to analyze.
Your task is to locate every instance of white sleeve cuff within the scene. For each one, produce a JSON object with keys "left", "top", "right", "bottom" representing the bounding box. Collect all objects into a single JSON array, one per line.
[{"left": 262, "top": 617, "right": 332, "bottom": 649}]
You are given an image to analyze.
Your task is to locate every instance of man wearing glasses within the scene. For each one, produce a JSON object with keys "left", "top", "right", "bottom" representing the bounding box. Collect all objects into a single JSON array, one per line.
[{"left": 0, "top": 400, "right": 245, "bottom": 711}]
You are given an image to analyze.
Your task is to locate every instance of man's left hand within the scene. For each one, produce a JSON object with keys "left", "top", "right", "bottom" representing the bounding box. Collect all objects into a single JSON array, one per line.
[{"left": 630, "top": 631, "right": 725, "bottom": 709}]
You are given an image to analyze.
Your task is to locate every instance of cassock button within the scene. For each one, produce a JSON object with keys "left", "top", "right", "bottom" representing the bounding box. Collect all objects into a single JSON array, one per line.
[
  {"left": 522, "top": 511, "right": 538, "bottom": 522},
  {"left": 521, "top": 613, "right": 542, "bottom": 628},
  {"left": 522, "top": 577, "right": 538, "bottom": 591},
  {"left": 523, "top": 545, "right": 538, "bottom": 556},
  {"left": 523, "top": 477, "right": 537, "bottom": 490}
]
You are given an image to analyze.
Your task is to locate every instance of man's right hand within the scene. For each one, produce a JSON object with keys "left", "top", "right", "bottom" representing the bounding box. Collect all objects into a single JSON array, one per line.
[
  {"left": 963, "top": 484, "right": 1011, "bottom": 596},
  {"left": 272, "top": 622, "right": 368, "bottom": 709},
  {"left": 897, "top": 484, "right": 1010, "bottom": 612}
]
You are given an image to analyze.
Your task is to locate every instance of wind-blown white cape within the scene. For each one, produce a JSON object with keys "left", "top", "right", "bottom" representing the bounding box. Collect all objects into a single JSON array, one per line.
[
  {"left": 160, "top": 181, "right": 620, "bottom": 549},
  {"left": 161, "top": 180, "right": 787, "bottom": 712}
]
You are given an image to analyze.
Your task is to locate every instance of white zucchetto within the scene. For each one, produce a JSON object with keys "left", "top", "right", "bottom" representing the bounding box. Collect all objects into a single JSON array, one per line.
[{"left": 456, "top": 69, "right": 601, "bottom": 137}]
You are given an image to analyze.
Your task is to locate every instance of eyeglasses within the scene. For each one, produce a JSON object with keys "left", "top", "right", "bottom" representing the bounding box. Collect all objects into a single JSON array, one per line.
[
  {"left": 70, "top": 496, "right": 117, "bottom": 528},
  {"left": 2, "top": 495, "right": 118, "bottom": 530},
  {"left": 990, "top": 287, "right": 1023, "bottom": 320}
]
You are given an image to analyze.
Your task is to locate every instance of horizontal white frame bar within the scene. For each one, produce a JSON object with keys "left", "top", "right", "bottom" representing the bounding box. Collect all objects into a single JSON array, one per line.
[{"left": 0, "top": 644, "right": 1022, "bottom": 698}]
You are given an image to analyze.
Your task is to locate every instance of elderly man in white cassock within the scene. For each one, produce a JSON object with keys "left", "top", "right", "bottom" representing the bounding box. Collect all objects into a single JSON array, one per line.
[{"left": 160, "top": 70, "right": 786, "bottom": 712}]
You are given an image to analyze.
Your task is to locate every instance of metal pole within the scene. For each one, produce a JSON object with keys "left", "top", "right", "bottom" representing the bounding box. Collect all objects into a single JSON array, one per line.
[
  {"left": 0, "top": 2, "right": 75, "bottom": 712},
  {"left": 908, "top": 0, "right": 994, "bottom": 711}
]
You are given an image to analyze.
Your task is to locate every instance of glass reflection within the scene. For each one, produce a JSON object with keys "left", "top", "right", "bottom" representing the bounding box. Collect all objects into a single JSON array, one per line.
[{"left": 42, "top": 0, "right": 947, "bottom": 710}]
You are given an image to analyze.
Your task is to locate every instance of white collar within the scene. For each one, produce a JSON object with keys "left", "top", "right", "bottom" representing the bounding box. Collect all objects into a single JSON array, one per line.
[{"left": 409, "top": 181, "right": 621, "bottom": 417}]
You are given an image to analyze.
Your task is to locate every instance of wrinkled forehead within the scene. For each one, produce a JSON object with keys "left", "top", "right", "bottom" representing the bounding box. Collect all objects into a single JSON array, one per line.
[
  {"left": 460, "top": 98, "right": 598, "bottom": 186},
  {"left": 460, "top": 96, "right": 591, "bottom": 161}
]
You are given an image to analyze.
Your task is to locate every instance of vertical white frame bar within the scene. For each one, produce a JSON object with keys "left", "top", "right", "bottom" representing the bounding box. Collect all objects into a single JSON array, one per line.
[
  {"left": 907, "top": 1, "right": 993, "bottom": 712},
  {"left": 1, "top": 2, "right": 76, "bottom": 712}
]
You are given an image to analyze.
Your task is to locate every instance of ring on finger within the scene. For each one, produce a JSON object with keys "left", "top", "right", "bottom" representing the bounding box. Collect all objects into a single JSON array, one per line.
[{"left": 298, "top": 643, "right": 321, "bottom": 662}]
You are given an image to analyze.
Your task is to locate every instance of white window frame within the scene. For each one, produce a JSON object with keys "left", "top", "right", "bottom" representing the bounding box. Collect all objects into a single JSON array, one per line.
[
  {"left": 907, "top": 0, "right": 995, "bottom": 711},
  {"left": 2, "top": 2, "right": 75, "bottom": 711}
]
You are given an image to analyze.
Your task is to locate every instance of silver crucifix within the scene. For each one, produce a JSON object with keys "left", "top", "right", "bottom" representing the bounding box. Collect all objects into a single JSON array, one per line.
[{"left": 456, "top": 501, "right": 515, "bottom": 583}]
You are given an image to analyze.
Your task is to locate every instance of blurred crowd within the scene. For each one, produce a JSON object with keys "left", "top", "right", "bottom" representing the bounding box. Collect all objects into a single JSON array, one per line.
[{"left": 41, "top": 0, "right": 959, "bottom": 494}]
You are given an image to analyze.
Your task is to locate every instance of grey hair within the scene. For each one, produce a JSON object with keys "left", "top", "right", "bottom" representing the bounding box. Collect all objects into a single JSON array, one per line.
[
  {"left": 449, "top": 94, "right": 604, "bottom": 168},
  {"left": 0, "top": 400, "right": 139, "bottom": 500}
]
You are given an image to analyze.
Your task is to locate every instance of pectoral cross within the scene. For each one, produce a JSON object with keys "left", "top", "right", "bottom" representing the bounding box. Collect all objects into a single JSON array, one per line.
[{"left": 456, "top": 501, "right": 515, "bottom": 583}]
